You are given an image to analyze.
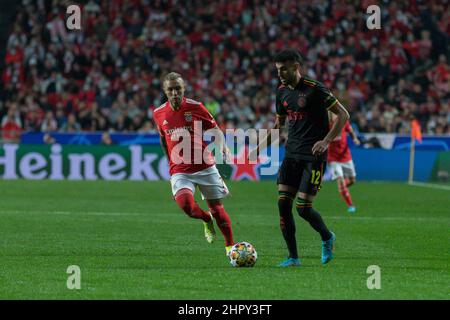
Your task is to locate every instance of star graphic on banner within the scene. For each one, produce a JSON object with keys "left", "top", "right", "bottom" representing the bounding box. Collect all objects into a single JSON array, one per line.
[{"left": 229, "top": 145, "right": 268, "bottom": 181}]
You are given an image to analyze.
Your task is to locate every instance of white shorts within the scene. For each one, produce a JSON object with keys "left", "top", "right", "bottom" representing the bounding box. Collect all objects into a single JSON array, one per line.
[
  {"left": 170, "top": 166, "right": 230, "bottom": 200},
  {"left": 328, "top": 160, "right": 356, "bottom": 180}
]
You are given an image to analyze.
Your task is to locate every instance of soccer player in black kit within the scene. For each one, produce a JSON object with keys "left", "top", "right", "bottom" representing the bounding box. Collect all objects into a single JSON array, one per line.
[{"left": 252, "top": 50, "right": 350, "bottom": 266}]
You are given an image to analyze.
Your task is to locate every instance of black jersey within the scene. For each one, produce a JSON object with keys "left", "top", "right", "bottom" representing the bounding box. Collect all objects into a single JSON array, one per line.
[{"left": 276, "top": 77, "right": 338, "bottom": 161}]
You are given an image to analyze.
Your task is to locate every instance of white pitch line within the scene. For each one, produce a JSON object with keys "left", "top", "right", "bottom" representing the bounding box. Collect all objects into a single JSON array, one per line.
[
  {"left": 408, "top": 182, "right": 450, "bottom": 191},
  {"left": 327, "top": 216, "right": 449, "bottom": 222},
  {"left": 0, "top": 210, "right": 448, "bottom": 222},
  {"left": 0, "top": 210, "right": 148, "bottom": 216}
]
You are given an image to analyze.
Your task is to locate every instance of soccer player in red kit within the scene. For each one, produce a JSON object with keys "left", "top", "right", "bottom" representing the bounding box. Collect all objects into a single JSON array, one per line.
[
  {"left": 327, "top": 112, "right": 360, "bottom": 213},
  {"left": 153, "top": 72, "right": 234, "bottom": 254}
]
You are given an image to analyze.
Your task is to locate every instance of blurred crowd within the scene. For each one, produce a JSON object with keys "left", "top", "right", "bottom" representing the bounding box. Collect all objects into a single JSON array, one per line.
[{"left": 0, "top": 0, "right": 449, "bottom": 143}]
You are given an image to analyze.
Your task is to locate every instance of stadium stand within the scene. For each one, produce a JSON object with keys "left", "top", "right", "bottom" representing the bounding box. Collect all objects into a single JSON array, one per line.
[{"left": 0, "top": 0, "right": 449, "bottom": 141}]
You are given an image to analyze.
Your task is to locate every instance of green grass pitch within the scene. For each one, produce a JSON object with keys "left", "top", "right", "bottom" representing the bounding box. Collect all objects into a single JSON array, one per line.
[{"left": 0, "top": 180, "right": 448, "bottom": 299}]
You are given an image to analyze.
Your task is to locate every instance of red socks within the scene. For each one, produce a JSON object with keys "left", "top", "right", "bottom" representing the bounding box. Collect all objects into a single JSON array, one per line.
[
  {"left": 174, "top": 189, "right": 234, "bottom": 246},
  {"left": 207, "top": 202, "right": 234, "bottom": 246},
  {"left": 338, "top": 183, "right": 353, "bottom": 207},
  {"left": 175, "top": 189, "right": 211, "bottom": 222}
]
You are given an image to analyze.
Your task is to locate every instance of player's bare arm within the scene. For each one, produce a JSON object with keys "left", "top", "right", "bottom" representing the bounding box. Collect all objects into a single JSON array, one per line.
[
  {"left": 312, "top": 102, "right": 349, "bottom": 155},
  {"left": 347, "top": 124, "right": 361, "bottom": 145},
  {"left": 249, "top": 114, "right": 286, "bottom": 161}
]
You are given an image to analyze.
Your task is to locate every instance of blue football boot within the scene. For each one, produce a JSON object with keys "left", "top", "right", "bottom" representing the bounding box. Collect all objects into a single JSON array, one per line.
[
  {"left": 278, "top": 257, "right": 301, "bottom": 267},
  {"left": 321, "top": 232, "right": 336, "bottom": 264}
]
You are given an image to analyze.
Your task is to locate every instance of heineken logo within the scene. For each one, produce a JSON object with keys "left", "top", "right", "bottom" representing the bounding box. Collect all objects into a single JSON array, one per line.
[{"left": 0, "top": 144, "right": 170, "bottom": 181}]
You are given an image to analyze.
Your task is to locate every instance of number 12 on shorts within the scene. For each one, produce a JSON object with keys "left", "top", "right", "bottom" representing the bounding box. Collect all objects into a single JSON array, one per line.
[{"left": 311, "top": 170, "right": 321, "bottom": 185}]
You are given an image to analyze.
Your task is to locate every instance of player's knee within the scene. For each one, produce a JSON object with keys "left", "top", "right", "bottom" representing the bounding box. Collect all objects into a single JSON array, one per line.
[
  {"left": 347, "top": 177, "right": 356, "bottom": 186},
  {"left": 278, "top": 192, "right": 294, "bottom": 215},
  {"left": 175, "top": 192, "right": 195, "bottom": 216},
  {"left": 278, "top": 191, "right": 295, "bottom": 211},
  {"left": 296, "top": 199, "right": 313, "bottom": 218}
]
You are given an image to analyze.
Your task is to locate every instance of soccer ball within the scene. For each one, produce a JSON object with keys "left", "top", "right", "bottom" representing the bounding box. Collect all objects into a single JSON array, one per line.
[{"left": 228, "top": 242, "right": 257, "bottom": 267}]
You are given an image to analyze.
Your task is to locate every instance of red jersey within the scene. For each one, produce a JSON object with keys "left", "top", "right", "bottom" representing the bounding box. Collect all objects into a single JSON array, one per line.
[
  {"left": 327, "top": 121, "right": 352, "bottom": 162},
  {"left": 153, "top": 97, "right": 217, "bottom": 175}
]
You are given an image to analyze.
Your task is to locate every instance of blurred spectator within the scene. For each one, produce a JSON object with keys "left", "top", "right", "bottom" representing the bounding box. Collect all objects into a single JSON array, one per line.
[
  {"left": 60, "top": 113, "right": 81, "bottom": 132},
  {"left": 41, "top": 111, "right": 58, "bottom": 132},
  {"left": 1, "top": 108, "right": 22, "bottom": 143},
  {"left": 139, "top": 120, "right": 157, "bottom": 134}
]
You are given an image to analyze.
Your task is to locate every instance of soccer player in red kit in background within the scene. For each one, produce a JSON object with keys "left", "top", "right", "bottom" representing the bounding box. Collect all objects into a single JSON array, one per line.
[
  {"left": 327, "top": 112, "right": 361, "bottom": 213},
  {"left": 153, "top": 72, "right": 234, "bottom": 255}
]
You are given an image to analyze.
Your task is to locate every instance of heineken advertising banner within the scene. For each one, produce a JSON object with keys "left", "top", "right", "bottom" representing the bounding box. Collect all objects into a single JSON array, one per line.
[
  {"left": 2, "top": 144, "right": 447, "bottom": 182},
  {"left": 430, "top": 151, "right": 450, "bottom": 182},
  {"left": 0, "top": 144, "right": 171, "bottom": 181},
  {"left": 0, "top": 144, "right": 279, "bottom": 181}
]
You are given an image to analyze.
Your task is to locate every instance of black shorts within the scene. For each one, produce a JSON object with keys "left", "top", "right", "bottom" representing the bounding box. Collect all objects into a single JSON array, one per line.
[{"left": 277, "top": 158, "right": 326, "bottom": 195}]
